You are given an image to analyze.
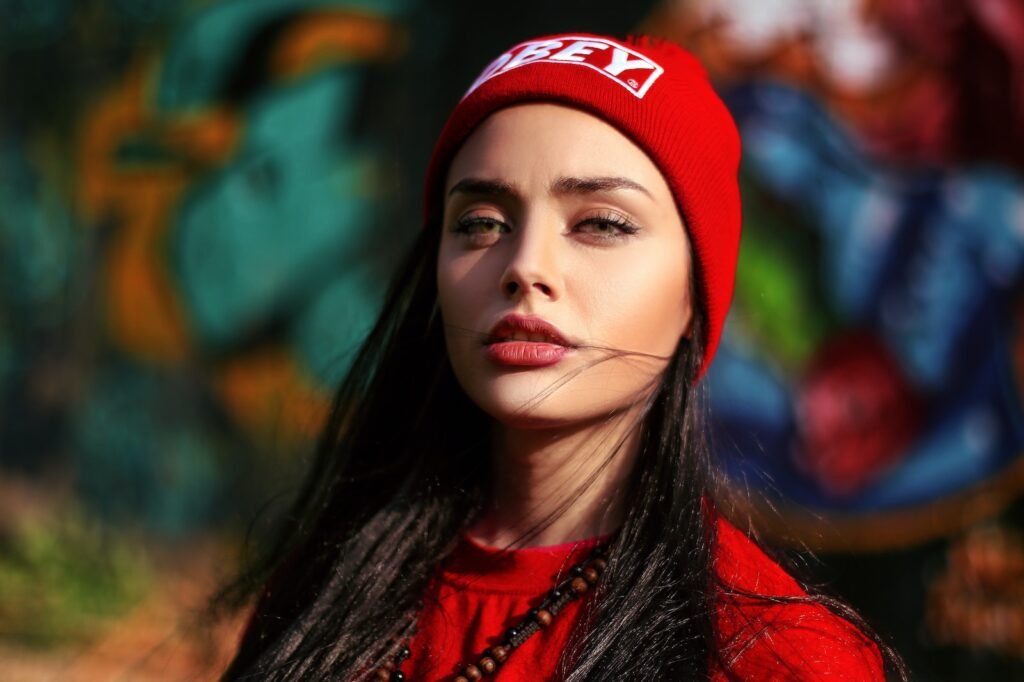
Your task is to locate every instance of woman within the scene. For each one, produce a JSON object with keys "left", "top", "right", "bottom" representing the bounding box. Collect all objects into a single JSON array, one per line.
[{"left": 220, "top": 32, "right": 905, "bottom": 681}]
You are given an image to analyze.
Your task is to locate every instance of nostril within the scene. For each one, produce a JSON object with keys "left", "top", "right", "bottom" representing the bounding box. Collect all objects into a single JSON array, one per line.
[{"left": 505, "top": 281, "right": 519, "bottom": 295}]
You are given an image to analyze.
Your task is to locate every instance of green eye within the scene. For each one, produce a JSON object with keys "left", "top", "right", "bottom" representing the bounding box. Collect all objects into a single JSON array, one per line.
[
  {"left": 454, "top": 216, "right": 508, "bottom": 235},
  {"left": 576, "top": 214, "right": 640, "bottom": 239}
]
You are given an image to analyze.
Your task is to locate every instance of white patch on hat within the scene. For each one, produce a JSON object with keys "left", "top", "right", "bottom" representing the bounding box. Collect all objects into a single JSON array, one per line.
[{"left": 462, "top": 36, "right": 665, "bottom": 100}]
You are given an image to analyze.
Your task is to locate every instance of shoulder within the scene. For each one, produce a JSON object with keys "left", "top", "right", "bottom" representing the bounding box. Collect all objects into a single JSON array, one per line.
[{"left": 709, "top": 514, "right": 886, "bottom": 681}]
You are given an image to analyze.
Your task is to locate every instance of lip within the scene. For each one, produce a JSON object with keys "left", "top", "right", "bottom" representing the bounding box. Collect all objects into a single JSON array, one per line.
[{"left": 483, "top": 313, "right": 576, "bottom": 367}]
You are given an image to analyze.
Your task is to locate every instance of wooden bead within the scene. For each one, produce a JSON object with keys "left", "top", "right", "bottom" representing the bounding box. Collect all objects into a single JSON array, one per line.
[{"left": 382, "top": 548, "right": 608, "bottom": 682}]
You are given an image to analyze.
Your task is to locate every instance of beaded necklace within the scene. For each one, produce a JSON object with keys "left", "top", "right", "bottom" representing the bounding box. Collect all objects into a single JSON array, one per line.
[{"left": 370, "top": 542, "right": 609, "bottom": 681}]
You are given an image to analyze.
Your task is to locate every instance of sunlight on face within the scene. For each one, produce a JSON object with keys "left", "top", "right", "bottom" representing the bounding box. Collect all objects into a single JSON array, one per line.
[{"left": 437, "top": 103, "right": 693, "bottom": 429}]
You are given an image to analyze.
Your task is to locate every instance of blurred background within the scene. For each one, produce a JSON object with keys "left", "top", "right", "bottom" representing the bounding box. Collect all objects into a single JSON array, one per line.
[{"left": 1, "top": 0, "right": 1022, "bottom": 679}]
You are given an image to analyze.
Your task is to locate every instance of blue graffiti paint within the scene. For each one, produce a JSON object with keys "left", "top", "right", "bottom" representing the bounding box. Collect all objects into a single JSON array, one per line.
[
  {"left": 0, "top": 134, "right": 77, "bottom": 319},
  {"left": 172, "top": 70, "right": 378, "bottom": 347},
  {"left": 154, "top": 0, "right": 409, "bottom": 110},
  {"left": 291, "top": 264, "right": 384, "bottom": 387},
  {"left": 72, "top": 366, "right": 222, "bottom": 534},
  {"left": 715, "top": 81, "right": 1024, "bottom": 511}
]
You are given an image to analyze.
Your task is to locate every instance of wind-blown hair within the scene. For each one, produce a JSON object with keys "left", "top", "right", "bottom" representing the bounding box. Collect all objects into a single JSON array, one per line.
[{"left": 216, "top": 218, "right": 907, "bottom": 680}]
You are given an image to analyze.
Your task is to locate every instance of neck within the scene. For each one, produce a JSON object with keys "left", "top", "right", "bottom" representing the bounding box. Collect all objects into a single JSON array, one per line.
[{"left": 467, "top": 408, "right": 645, "bottom": 548}]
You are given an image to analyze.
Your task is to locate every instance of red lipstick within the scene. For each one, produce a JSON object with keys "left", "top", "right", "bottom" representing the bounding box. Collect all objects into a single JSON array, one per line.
[{"left": 483, "top": 314, "right": 575, "bottom": 367}]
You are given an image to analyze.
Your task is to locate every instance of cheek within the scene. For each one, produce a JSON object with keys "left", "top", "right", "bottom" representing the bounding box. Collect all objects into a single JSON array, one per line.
[
  {"left": 581, "top": 247, "right": 690, "bottom": 354},
  {"left": 437, "top": 248, "right": 488, "bottom": 341}
]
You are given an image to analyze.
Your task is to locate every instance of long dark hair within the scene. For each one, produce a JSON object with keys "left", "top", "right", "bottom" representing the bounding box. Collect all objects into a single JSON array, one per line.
[{"left": 215, "top": 216, "right": 908, "bottom": 680}]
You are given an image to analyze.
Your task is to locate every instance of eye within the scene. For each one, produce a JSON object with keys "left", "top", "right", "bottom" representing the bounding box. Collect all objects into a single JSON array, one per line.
[
  {"left": 574, "top": 211, "right": 640, "bottom": 242},
  {"left": 455, "top": 217, "right": 506, "bottom": 233},
  {"left": 450, "top": 215, "right": 509, "bottom": 246}
]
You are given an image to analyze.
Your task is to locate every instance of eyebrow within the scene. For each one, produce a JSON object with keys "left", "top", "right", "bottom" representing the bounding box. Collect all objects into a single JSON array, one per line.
[
  {"left": 448, "top": 178, "right": 519, "bottom": 200},
  {"left": 551, "top": 175, "right": 652, "bottom": 198},
  {"left": 447, "top": 175, "right": 652, "bottom": 200}
]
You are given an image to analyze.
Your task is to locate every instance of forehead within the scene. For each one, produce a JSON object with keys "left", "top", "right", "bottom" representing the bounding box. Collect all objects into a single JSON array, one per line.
[{"left": 444, "top": 103, "right": 672, "bottom": 197}]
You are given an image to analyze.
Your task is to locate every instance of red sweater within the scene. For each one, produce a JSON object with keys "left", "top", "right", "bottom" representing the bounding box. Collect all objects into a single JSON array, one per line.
[{"left": 403, "top": 516, "right": 885, "bottom": 680}]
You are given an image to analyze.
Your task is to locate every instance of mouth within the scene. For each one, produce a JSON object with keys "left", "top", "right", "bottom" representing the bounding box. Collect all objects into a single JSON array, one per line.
[
  {"left": 483, "top": 314, "right": 575, "bottom": 367},
  {"left": 485, "top": 314, "right": 575, "bottom": 347}
]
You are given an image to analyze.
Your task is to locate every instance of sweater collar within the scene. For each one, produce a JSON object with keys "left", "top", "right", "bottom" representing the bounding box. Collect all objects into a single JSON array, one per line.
[{"left": 438, "top": 531, "right": 608, "bottom": 595}]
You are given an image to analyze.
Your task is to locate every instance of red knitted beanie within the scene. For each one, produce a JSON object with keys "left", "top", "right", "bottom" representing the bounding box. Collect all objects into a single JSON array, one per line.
[{"left": 422, "top": 32, "right": 742, "bottom": 379}]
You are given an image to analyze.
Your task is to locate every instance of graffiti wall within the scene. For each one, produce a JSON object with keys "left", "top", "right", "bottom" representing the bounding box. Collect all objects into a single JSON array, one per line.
[
  {"left": 0, "top": 0, "right": 414, "bottom": 675},
  {"left": 1, "top": 0, "right": 1021, "bottom": 679},
  {"left": 640, "top": 0, "right": 1024, "bottom": 675}
]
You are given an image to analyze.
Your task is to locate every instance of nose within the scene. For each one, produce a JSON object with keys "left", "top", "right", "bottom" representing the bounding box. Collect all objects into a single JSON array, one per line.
[{"left": 499, "top": 212, "right": 562, "bottom": 301}]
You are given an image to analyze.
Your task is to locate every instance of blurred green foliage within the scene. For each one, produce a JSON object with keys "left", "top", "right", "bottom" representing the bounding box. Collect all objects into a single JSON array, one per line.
[
  {"left": 0, "top": 512, "right": 150, "bottom": 647},
  {"left": 732, "top": 176, "right": 836, "bottom": 369}
]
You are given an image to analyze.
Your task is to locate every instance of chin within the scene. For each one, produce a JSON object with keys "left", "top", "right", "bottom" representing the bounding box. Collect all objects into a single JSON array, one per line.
[
  {"left": 465, "top": 378, "right": 572, "bottom": 428},
  {"left": 462, "top": 379, "right": 627, "bottom": 430},
  {"left": 481, "top": 402, "right": 601, "bottom": 430},
  {"left": 447, "top": 351, "right": 655, "bottom": 429},
  {"left": 484, "top": 408, "right": 570, "bottom": 430}
]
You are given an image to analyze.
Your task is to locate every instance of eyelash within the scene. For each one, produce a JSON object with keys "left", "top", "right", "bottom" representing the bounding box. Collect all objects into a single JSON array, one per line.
[
  {"left": 452, "top": 216, "right": 508, "bottom": 236},
  {"left": 578, "top": 212, "right": 640, "bottom": 238},
  {"left": 453, "top": 212, "right": 640, "bottom": 241}
]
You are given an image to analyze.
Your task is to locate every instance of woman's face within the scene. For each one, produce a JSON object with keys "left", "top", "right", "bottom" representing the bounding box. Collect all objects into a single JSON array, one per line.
[{"left": 437, "top": 103, "right": 693, "bottom": 428}]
